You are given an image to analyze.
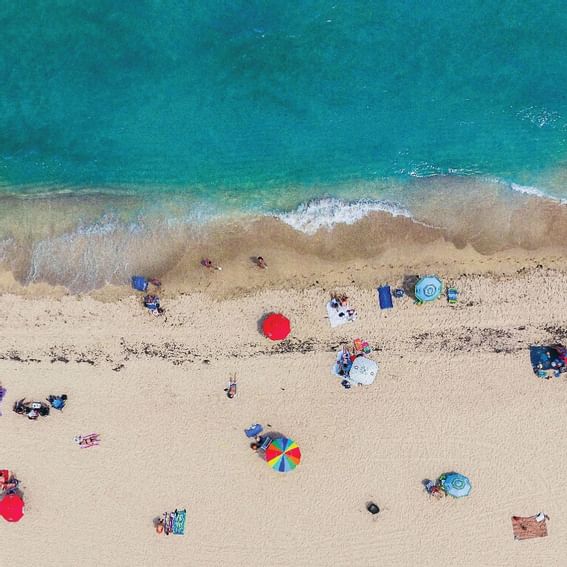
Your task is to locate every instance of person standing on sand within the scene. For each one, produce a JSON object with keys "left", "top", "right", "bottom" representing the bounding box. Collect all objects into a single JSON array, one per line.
[
  {"left": 202, "top": 258, "right": 222, "bottom": 271},
  {"left": 256, "top": 256, "right": 267, "bottom": 269}
]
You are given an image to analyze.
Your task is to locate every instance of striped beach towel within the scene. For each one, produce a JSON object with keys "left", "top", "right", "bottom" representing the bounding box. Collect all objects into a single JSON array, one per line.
[{"left": 512, "top": 514, "right": 548, "bottom": 540}]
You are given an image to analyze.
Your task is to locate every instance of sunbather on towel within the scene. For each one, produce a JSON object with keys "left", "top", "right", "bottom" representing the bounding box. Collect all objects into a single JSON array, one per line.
[
  {"left": 74, "top": 433, "right": 100, "bottom": 448},
  {"left": 225, "top": 374, "right": 237, "bottom": 399}
]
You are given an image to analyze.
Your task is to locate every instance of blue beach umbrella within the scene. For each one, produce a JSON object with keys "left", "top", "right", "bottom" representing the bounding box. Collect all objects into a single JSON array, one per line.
[
  {"left": 441, "top": 473, "right": 471, "bottom": 498},
  {"left": 415, "top": 276, "right": 442, "bottom": 302}
]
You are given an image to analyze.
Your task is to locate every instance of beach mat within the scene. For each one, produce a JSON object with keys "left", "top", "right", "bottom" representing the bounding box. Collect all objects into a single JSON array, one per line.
[
  {"left": 173, "top": 509, "right": 187, "bottom": 535},
  {"left": 326, "top": 302, "right": 351, "bottom": 328},
  {"left": 512, "top": 515, "right": 548, "bottom": 540}
]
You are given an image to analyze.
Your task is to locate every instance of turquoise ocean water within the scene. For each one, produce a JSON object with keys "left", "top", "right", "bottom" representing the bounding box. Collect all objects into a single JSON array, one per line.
[{"left": 1, "top": 1, "right": 567, "bottom": 287}]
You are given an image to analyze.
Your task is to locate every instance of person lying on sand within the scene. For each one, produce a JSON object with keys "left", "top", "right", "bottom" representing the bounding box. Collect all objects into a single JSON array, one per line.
[
  {"left": 225, "top": 374, "right": 237, "bottom": 399},
  {"left": 74, "top": 433, "right": 100, "bottom": 448}
]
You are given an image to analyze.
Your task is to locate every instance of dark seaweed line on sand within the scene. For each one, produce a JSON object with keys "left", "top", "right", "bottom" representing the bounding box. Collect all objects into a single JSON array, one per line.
[{"left": 0, "top": 323, "right": 560, "bottom": 369}]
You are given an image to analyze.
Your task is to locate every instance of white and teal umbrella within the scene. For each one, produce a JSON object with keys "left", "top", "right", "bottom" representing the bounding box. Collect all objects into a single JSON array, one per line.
[
  {"left": 415, "top": 276, "right": 442, "bottom": 302},
  {"left": 441, "top": 473, "right": 471, "bottom": 498}
]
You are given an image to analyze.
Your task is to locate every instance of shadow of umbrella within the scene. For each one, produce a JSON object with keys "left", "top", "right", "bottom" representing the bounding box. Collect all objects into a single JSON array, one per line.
[{"left": 402, "top": 275, "right": 420, "bottom": 299}]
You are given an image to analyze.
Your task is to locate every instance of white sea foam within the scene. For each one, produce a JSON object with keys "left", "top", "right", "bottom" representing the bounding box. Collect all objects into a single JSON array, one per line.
[
  {"left": 274, "top": 198, "right": 413, "bottom": 235},
  {"left": 0, "top": 238, "right": 15, "bottom": 263},
  {"left": 509, "top": 182, "right": 552, "bottom": 200},
  {"left": 507, "top": 181, "right": 567, "bottom": 204}
]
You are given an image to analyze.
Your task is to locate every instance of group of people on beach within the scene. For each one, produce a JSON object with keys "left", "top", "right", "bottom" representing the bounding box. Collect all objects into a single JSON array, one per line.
[
  {"left": 330, "top": 291, "right": 357, "bottom": 322},
  {"left": 336, "top": 339, "right": 372, "bottom": 388},
  {"left": 13, "top": 395, "right": 67, "bottom": 420},
  {"left": 137, "top": 256, "right": 267, "bottom": 317}
]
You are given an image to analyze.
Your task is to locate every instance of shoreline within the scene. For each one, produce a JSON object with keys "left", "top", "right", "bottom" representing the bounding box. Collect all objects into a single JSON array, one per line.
[
  {"left": 1, "top": 174, "right": 567, "bottom": 295},
  {"left": 2, "top": 213, "right": 567, "bottom": 300}
]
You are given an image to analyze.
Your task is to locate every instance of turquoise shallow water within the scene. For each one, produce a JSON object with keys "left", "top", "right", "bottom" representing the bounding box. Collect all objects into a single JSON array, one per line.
[
  {"left": 2, "top": 1, "right": 567, "bottom": 203},
  {"left": 2, "top": 2, "right": 567, "bottom": 289}
]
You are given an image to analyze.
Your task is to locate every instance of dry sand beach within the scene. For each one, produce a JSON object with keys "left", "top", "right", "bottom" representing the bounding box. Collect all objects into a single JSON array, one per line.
[{"left": 2, "top": 258, "right": 567, "bottom": 566}]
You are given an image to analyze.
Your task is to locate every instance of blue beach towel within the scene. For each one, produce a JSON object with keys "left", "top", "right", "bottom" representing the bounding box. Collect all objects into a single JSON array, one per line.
[
  {"left": 377, "top": 286, "right": 393, "bottom": 309},
  {"left": 172, "top": 509, "right": 187, "bottom": 535}
]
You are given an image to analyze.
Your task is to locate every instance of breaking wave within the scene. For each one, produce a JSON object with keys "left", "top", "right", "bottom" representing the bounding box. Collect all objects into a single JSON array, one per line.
[{"left": 273, "top": 197, "right": 413, "bottom": 235}]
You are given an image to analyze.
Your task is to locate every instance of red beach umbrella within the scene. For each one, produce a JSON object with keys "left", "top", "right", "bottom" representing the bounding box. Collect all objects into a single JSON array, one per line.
[
  {"left": 0, "top": 494, "right": 24, "bottom": 522},
  {"left": 262, "top": 313, "right": 291, "bottom": 341}
]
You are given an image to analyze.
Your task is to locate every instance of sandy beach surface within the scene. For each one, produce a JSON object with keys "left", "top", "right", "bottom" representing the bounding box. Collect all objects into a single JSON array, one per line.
[{"left": 2, "top": 264, "right": 567, "bottom": 566}]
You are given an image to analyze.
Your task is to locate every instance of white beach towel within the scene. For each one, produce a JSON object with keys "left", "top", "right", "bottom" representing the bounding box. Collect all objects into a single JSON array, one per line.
[{"left": 326, "top": 301, "right": 353, "bottom": 328}]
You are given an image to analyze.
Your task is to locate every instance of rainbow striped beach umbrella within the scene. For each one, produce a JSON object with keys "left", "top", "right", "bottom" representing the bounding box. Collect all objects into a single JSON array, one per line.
[{"left": 264, "top": 437, "right": 302, "bottom": 473}]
